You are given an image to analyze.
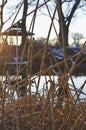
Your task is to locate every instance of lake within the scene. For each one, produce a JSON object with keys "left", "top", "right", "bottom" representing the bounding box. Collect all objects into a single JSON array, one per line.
[
  {"left": 30, "top": 75, "right": 86, "bottom": 99},
  {"left": 0, "top": 75, "right": 86, "bottom": 100}
]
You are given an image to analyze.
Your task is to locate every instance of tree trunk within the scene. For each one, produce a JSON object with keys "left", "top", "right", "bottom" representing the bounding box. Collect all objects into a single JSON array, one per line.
[
  {"left": 0, "top": 0, "right": 7, "bottom": 33},
  {"left": 21, "top": 0, "right": 28, "bottom": 46},
  {"left": 59, "top": 24, "right": 69, "bottom": 47},
  {"left": 56, "top": 0, "right": 81, "bottom": 48},
  {"left": 56, "top": 0, "right": 69, "bottom": 48}
]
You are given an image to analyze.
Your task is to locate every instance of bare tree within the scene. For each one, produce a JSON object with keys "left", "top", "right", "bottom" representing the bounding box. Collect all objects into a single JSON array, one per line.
[
  {"left": 21, "top": 0, "right": 28, "bottom": 46},
  {"left": 55, "top": 0, "right": 85, "bottom": 47},
  {"left": 0, "top": 0, "right": 7, "bottom": 33},
  {"left": 72, "top": 32, "right": 84, "bottom": 46},
  {"left": 20, "top": 0, "right": 35, "bottom": 45}
]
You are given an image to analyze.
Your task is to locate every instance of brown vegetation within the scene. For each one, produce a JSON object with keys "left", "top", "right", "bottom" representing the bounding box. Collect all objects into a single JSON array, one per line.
[
  {"left": 0, "top": 72, "right": 86, "bottom": 130},
  {"left": 0, "top": 0, "right": 86, "bottom": 129}
]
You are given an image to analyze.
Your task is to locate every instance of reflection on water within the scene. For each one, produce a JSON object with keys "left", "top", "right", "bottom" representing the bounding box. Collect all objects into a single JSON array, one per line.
[
  {"left": 30, "top": 75, "right": 86, "bottom": 100},
  {"left": 69, "top": 76, "right": 86, "bottom": 100},
  {"left": 0, "top": 75, "right": 86, "bottom": 100}
]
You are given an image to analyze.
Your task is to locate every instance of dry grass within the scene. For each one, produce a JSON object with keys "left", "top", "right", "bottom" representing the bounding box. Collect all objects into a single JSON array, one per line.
[
  {"left": 0, "top": 0, "right": 86, "bottom": 129},
  {"left": 0, "top": 72, "right": 86, "bottom": 130}
]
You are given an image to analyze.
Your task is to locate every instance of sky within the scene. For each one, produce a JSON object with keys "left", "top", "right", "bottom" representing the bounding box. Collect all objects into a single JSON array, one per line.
[
  {"left": 26, "top": 13, "right": 86, "bottom": 45},
  {"left": 34, "top": 14, "right": 86, "bottom": 40},
  {"left": 70, "top": 16, "right": 86, "bottom": 37},
  {"left": 28, "top": 14, "right": 59, "bottom": 40},
  {"left": 1, "top": 0, "right": 86, "bottom": 45}
]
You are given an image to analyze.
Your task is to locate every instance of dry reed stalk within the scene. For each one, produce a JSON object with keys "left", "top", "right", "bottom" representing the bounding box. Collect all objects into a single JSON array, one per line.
[{"left": 0, "top": 0, "right": 86, "bottom": 129}]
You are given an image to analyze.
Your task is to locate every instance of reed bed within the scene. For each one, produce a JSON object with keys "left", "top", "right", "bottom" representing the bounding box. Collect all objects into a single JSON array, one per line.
[
  {"left": 0, "top": 0, "right": 86, "bottom": 129},
  {"left": 0, "top": 72, "right": 86, "bottom": 130}
]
